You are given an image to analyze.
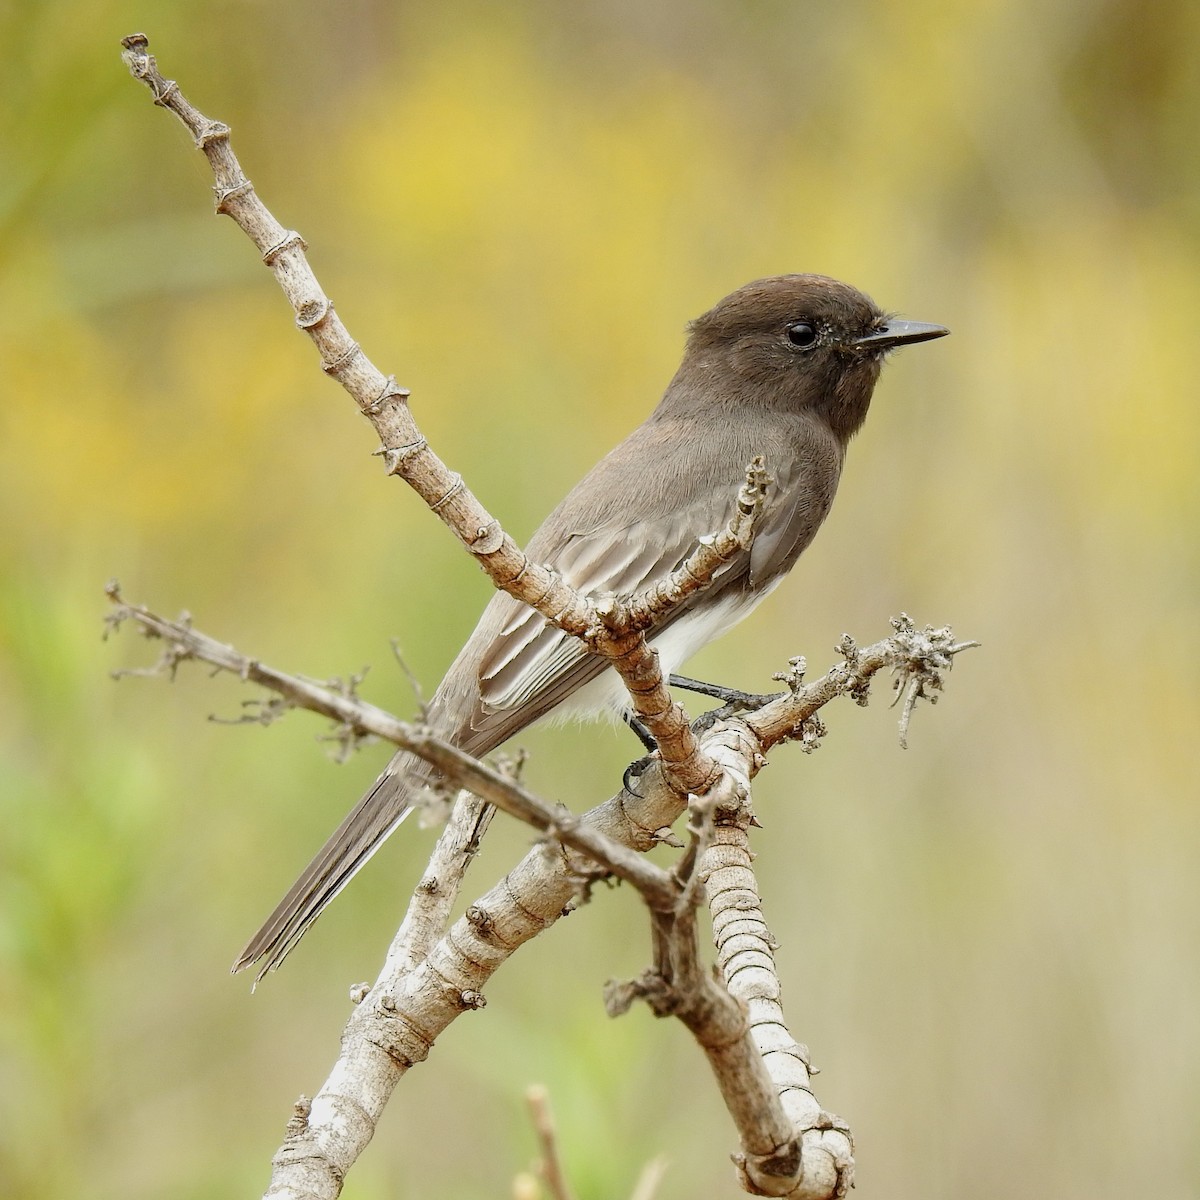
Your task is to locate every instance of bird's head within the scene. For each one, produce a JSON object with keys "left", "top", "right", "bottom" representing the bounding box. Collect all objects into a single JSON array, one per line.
[{"left": 681, "top": 274, "right": 948, "bottom": 442}]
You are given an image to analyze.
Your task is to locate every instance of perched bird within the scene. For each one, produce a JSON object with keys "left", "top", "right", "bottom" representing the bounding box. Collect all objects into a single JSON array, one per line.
[{"left": 235, "top": 274, "right": 947, "bottom": 977}]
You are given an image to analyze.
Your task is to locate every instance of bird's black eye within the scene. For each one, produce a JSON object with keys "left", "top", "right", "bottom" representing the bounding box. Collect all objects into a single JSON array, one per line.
[{"left": 785, "top": 321, "right": 818, "bottom": 349}]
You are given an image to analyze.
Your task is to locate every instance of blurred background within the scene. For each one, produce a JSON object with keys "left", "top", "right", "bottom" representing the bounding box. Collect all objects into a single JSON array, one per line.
[{"left": 2, "top": 1, "right": 1198, "bottom": 1197}]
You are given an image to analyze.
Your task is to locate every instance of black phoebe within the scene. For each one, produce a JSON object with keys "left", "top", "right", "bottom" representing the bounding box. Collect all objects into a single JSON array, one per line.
[{"left": 235, "top": 274, "right": 947, "bottom": 976}]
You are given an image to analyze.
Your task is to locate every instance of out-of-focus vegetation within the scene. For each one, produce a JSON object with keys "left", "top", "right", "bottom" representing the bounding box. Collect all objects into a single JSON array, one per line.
[{"left": 2, "top": 2, "right": 1198, "bottom": 1197}]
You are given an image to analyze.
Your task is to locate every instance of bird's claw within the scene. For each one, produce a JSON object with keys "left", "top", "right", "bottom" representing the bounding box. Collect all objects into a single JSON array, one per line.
[{"left": 623, "top": 753, "right": 655, "bottom": 797}]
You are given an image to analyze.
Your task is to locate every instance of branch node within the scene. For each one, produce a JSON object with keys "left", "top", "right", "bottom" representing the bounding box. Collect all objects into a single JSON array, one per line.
[
  {"left": 836, "top": 632, "right": 859, "bottom": 665},
  {"left": 153, "top": 77, "right": 180, "bottom": 106},
  {"left": 320, "top": 340, "right": 362, "bottom": 377},
  {"left": 285, "top": 1096, "right": 312, "bottom": 1137},
  {"left": 195, "top": 119, "right": 231, "bottom": 149},
  {"left": 468, "top": 520, "right": 505, "bottom": 556},
  {"left": 465, "top": 905, "right": 494, "bottom": 936},
  {"left": 602, "top": 970, "right": 673, "bottom": 1019},
  {"left": 374, "top": 437, "right": 427, "bottom": 476},
  {"left": 794, "top": 712, "right": 827, "bottom": 754},
  {"left": 363, "top": 374, "right": 411, "bottom": 415},
  {"left": 771, "top": 655, "right": 807, "bottom": 694},
  {"left": 213, "top": 178, "right": 253, "bottom": 213},
  {"left": 592, "top": 593, "right": 633, "bottom": 640},
  {"left": 261, "top": 230, "right": 307, "bottom": 265},
  {"left": 429, "top": 474, "right": 464, "bottom": 512},
  {"left": 295, "top": 297, "right": 332, "bottom": 330},
  {"left": 349, "top": 982, "right": 370, "bottom": 1005}
]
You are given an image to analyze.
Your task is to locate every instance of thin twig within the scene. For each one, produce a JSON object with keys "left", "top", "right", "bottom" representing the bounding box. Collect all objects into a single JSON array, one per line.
[
  {"left": 108, "top": 579, "right": 972, "bottom": 1198},
  {"left": 105, "top": 581, "right": 678, "bottom": 909},
  {"left": 115, "top": 34, "right": 978, "bottom": 1200},
  {"left": 744, "top": 616, "right": 978, "bottom": 754},
  {"left": 381, "top": 790, "right": 491, "bottom": 979},
  {"left": 118, "top": 32, "right": 777, "bottom": 801},
  {"left": 526, "top": 1086, "right": 577, "bottom": 1200}
]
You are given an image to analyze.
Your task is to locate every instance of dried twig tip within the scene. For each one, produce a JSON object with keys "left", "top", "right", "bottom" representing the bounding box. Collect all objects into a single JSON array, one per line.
[
  {"left": 736, "top": 455, "right": 772, "bottom": 519},
  {"left": 771, "top": 655, "right": 807, "bottom": 693},
  {"left": 886, "top": 615, "right": 979, "bottom": 748},
  {"left": 285, "top": 1096, "right": 312, "bottom": 1137}
]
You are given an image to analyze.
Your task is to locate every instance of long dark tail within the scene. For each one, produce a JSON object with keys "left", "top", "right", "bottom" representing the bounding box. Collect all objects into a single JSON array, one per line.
[{"left": 232, "top": 758, "right": 420, "bottom": 982}]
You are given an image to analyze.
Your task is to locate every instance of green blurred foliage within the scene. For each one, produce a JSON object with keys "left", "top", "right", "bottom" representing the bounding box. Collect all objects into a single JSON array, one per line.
[{"left": 1, "top": 1, "right": 1198, "bottom": 1197}]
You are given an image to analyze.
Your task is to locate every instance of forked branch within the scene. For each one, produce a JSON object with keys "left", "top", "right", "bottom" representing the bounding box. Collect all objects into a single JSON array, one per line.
[
  {"left": 118, "top": 32, "right": 778, "bottom": 801},
  {"left": 116, "top": 32, "right": 976, "bottom": 1200},
  {"left": 107, "top": 582, "right": 973, "bottom": 1197}
]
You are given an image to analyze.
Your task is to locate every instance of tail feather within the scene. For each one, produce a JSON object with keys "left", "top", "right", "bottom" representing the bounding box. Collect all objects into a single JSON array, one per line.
[{"left": 232, "top": 765, "right": 416, "bottom": 981}]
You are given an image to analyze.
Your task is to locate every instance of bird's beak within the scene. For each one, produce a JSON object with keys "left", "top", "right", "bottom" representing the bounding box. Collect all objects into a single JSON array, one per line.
[{"left": 852, "top": 319, "right": 949, "bottom": 350}]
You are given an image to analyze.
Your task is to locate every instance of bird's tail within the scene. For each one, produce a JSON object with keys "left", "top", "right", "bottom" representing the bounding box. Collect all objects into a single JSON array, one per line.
[{"left": 232, "top": 759, "right": 421, "bottom": 982}]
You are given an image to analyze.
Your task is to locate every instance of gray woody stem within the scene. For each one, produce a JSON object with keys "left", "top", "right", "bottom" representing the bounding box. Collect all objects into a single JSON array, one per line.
[
  {"left": 108, "top": 584, "right": 973, "bottom": 1198},
  {"left": 117, "top": 31, "right": 976, "bottom": 1200},
  {"left": 118, "top": 32, "right": 776, "bottom": 803}
]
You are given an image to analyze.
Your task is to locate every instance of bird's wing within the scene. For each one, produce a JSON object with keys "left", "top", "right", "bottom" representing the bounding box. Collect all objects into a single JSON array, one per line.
[
  {"left": 444, "top": 413, "right": 838, "bottom": 754},
  {"left": 746, "top": 437, "right": 843, "bottom": 585},
  {"left": 474, "top": 489, "right": 744, "bottom": 718}
]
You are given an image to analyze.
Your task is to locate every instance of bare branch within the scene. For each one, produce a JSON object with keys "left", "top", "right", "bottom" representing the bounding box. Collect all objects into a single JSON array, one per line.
[
  {"left": 695, "top": 742, "right": 853, "bottom": 1198},
  {"left": 117, "top": 34, "right": 779, "bottom": 802},
  {"left": 263, "top": 769, "right": 690, "bottom": 1199},
  {"left": 108, "top": 575, "right": 972, "bottom": 1197},
  {"left": 381, "top": 791, "right": 492, "bottom": 979},
  {"left": 744, "top": 616, "right": 978, "bottom": 754},
  {"left": 105, "top": 582, "right": 678, "bottom": 909},
  {"left": 115, "top": 35, "right": 977, "bottom": 1200},
  {"left": 606, "top": 750, "right": 827, "bottom": 1198}
]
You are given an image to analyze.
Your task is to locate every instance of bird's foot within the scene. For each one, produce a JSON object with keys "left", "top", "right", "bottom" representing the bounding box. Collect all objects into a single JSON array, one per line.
[
  {"left": 621, "top": 680, "right": 784, "bottom": 795},
  {"left": 622, "top": 710, "right": 659, "bottom": 753},
  {"left": 621, "top": 712, "right": 658, "bottom": 798},
  {"left": 669, "top": 673, "right": 786, "bottom": 717},
  {"left": 622, "top": 752, "right": 655, "bottom": 797}
]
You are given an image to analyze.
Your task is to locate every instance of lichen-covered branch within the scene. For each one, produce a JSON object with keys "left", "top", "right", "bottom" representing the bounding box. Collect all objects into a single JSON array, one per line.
[{"left": 744, "top": 618, "right": 978, "bottom": 755}]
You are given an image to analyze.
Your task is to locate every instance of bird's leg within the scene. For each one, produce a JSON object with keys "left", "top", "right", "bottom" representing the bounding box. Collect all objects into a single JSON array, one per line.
[
  {"left": 620, "top": 677, "right": 786, "bottom": 796},
  {"left": 621, "top": 711, "right": 658, "bottom": 796},
  {"left": 668, "top": 672, "right": 788, "bottom": 738},
  {"left": 668, "top": 673, "right": 785, "bottom": 713},
  {"left": 623, "top": 711, "right": 659, "bottom": 753}
]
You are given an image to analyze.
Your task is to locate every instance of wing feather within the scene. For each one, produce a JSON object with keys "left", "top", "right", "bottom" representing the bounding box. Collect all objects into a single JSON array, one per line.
[
  {"left": 450, "top": 410, "right": 841, "bottom": 751},
  {"left": 477, "top": 491, "right": 740, "bottom": 714}
]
